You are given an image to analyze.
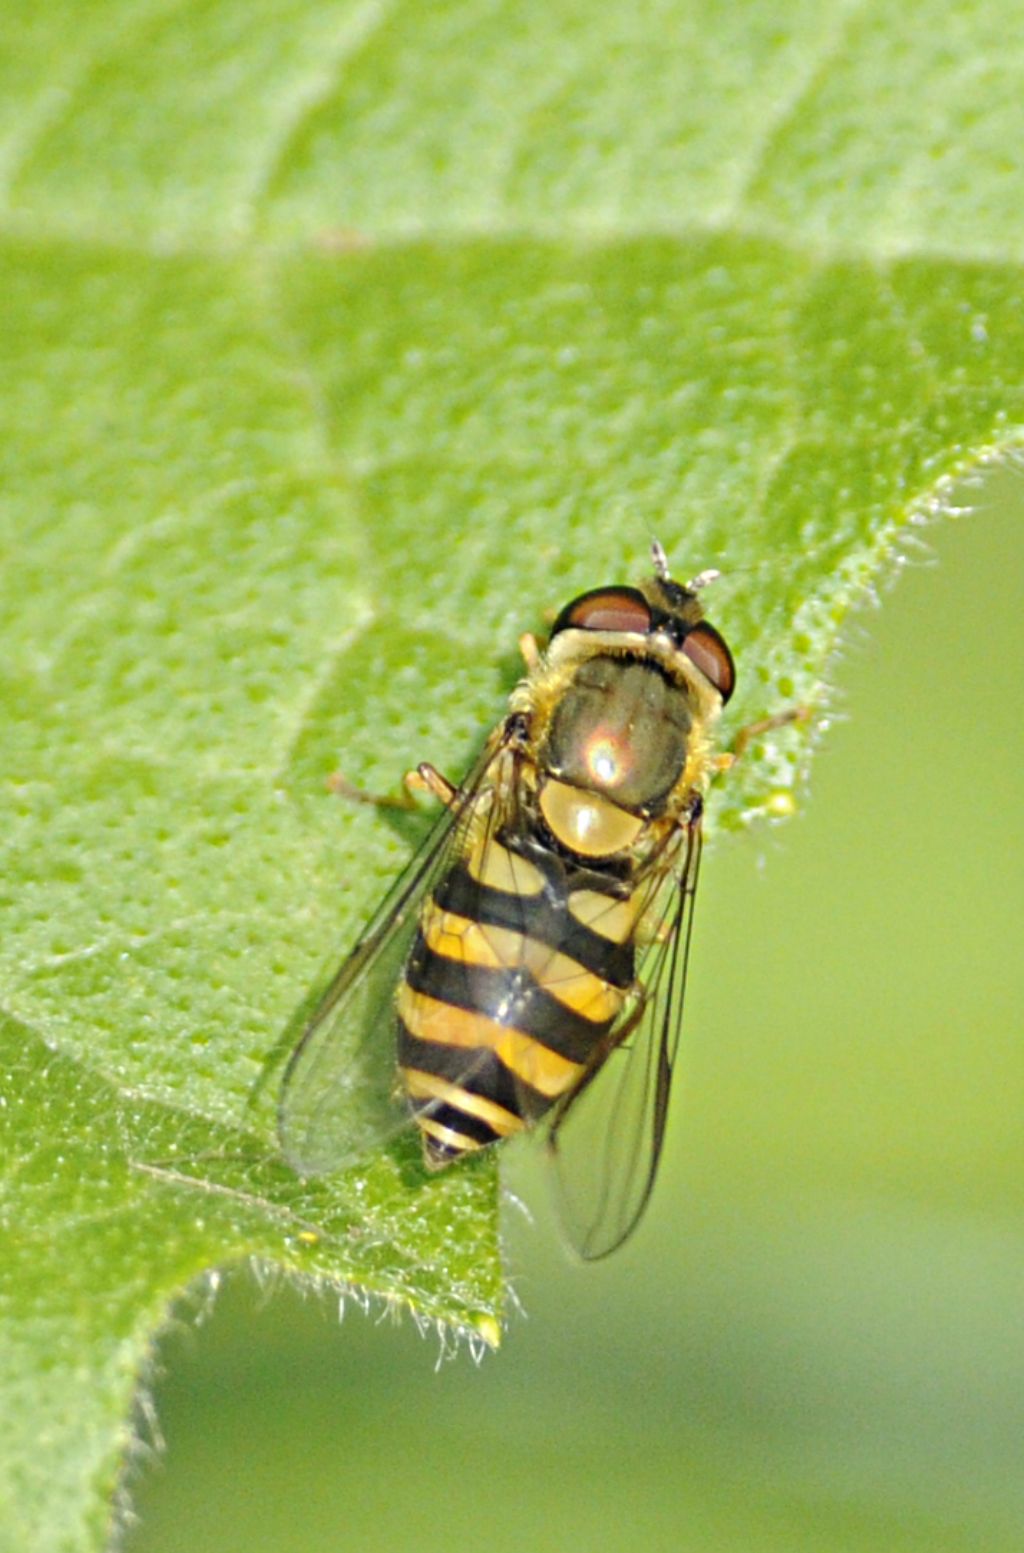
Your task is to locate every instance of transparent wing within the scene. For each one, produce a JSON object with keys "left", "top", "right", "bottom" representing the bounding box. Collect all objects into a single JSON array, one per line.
[
  {"left": 279, "top": 730, "right": 512, "bottom": 1175},
  {"left": 546, "top": 813, "right": 703, "bottom": 1260}
]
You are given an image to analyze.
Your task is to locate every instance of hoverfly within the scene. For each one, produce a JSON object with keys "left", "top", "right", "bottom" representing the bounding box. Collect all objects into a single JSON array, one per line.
[{"left": 279, "top": 543, "right": 735, "bottom": 1259}]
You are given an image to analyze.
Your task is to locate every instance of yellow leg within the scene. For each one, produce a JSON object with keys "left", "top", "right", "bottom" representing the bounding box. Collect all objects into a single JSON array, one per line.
[
  {"left": 327, "top": 760, "right": 459, "bottom": 812},
  {"left": 714, "top": 706, "right": 811, "bottom": 772},
  {"left": 518, "top": 631, "right": 541, "bottom": 671},
  {"left": 404, "top": 762, "right": 459, "bottom": 809},
  {"left": 325, "top": 769, "right": 418, "bottom": 810}
]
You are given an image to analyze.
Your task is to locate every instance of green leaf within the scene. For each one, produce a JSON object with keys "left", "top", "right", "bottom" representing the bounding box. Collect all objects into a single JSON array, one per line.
[{"left": 1, "top": 1, "right": 1022, "bottom": 1547}]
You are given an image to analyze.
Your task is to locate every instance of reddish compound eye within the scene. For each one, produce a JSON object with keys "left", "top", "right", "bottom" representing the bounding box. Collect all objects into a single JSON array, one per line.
[
  {"left": 681, "top": 622, "right": 735, "bottom": 702},
  {"left": 552, "top": 587, "right": 652, "bottom": 637}
]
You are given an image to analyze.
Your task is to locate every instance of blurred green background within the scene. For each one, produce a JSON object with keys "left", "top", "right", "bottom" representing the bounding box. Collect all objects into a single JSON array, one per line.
[{"left": 127, "top": 476, "right": 1023, "bottom": 1553}]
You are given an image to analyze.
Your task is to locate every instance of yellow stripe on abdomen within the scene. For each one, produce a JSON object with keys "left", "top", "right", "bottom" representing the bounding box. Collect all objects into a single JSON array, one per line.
[
  {"left": 465, "top": 829, "right": 545, "bottom": 895},
  {"left": 421, "top": 905, "right": 625, "bottom": 1025},
  {"left": 567, "top": 887, "right": 646, "bottom": 944},
  {"left": 417, "top": 1113, "right": 484, "bottom": 1158},
  {"left": 396, "top": 983, "right": 583, "bottom": 1099},
  {"left": 403, "top": 1066, "right": 524, "bottom": 1137}
]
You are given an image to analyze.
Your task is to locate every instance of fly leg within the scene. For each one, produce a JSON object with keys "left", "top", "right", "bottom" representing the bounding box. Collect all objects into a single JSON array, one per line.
[
  {"left": 325, "top": 769, "right": 420, "bottom": 811},
  {"left": 713, "top": 705, "right": 811, "bottom": 774},
  {"left": 404, "top": 763, "right": 459, "bottom": 809},
  {"left": 326, "top": 761, "right": 458, "bottom": 812},
  {"left": 518, "top": 632, "right": 541, "bottom": 671}
]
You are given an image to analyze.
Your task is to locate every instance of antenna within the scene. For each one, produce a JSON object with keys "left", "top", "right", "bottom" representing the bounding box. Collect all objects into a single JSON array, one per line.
[
  {"left": 650, "top": 539, "right": 671, "bottom": 580},
  {"left": 685, "top": 567, "right": 721, "bottom": 593}
]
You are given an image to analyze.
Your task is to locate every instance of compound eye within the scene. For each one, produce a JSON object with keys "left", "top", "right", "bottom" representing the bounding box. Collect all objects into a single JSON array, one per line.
[
  {"left": 682, "top": 622, "right": 735, "bottom": 703},
  {"left": 551, "top": 587, "right": 652, "bottom": 637}
]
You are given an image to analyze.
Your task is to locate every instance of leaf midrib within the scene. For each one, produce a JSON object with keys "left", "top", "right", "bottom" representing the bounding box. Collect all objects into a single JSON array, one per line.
[{"left": 0, "top": 214, "right": 1020, "bottom": 269}]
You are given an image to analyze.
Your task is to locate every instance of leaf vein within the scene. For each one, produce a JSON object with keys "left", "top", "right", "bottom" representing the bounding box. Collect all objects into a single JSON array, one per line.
[
  {"left": 242, "top": 0, "right": 401, "bottom": 234},
  {"left": 718, "top": 0, "right": 875, "bottom": 224}
]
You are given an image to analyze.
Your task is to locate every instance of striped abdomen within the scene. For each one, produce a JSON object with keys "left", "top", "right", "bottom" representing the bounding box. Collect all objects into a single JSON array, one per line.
[{"left": 396, "top": 830, "right": 638, "bottom": 1166}]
